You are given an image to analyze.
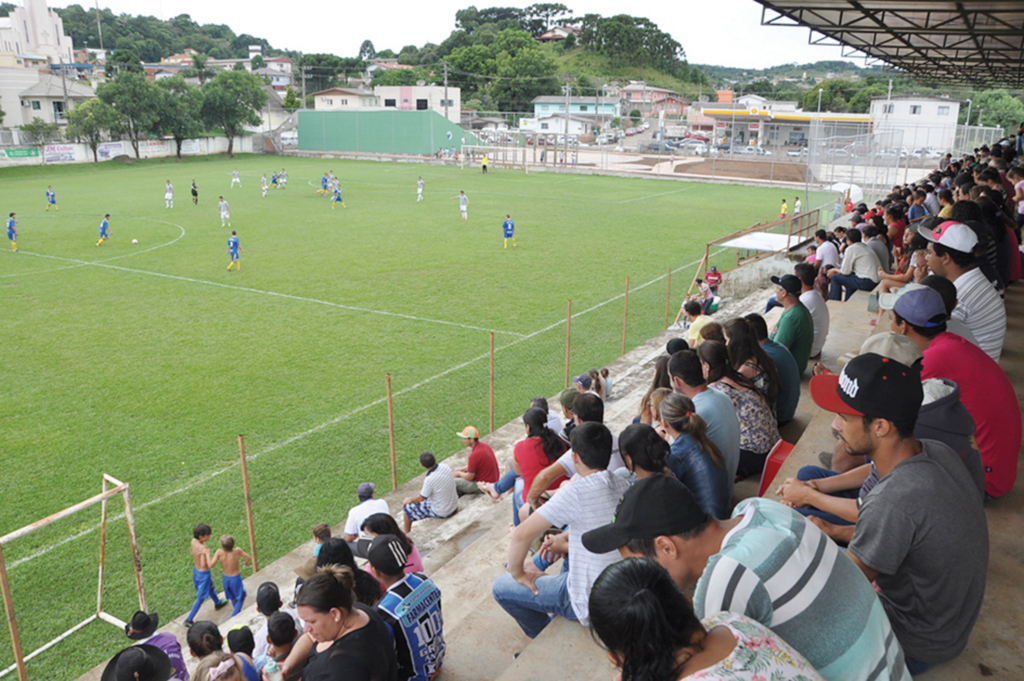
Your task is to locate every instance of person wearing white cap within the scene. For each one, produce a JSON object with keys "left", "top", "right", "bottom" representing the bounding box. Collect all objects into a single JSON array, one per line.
[
  {"left": 921, "top": 220, "right": 1006, "bottom": 361},
  {"left": 343, "top": 482, "right": 389, "bottom": 558}
]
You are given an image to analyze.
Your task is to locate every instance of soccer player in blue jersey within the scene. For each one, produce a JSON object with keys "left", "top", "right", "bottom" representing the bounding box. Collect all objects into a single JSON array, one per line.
[
  {"left": 7, "top": 213, "right": 17, "bottom": 252},
  {"left": 502, "top": 214, "right": 516, "bottom": 249},
  {"left": 227, "top": 231, "right": 242, "bottom": 271},
  {"left": 331, "top": 185, "right": 346, "bottom": 209},
  {"left": 270, "top": 172, "right": 279, "bottom": 189},
  {"left": 45, "top": 186, "right": 58, "bottom": 211},
  {"left": 367, "top": 535, "right": 445, "bottom": 681},
  {"left": 95, "top": 214, "right": 111, "bottom": 247},
  {"left": 191, "top": 180, "right": 199, "bottom": 205},
  {"left": 319, "top": 174, "right": 329, "bottom": 196}
]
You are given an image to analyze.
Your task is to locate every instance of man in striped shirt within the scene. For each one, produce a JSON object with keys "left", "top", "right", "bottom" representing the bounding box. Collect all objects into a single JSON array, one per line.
[
  {"left": 582, "top": 475, "right": 910, "bottom": 681},
  {"left": 921, "top": 219, "right": 1005, "bottom": 361},
  {"left": 402, "top": 452, "right": 459, "bottom": 534}
]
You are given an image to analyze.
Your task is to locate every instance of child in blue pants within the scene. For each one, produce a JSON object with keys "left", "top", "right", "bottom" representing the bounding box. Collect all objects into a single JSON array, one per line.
[
  {"left": 211, "top": 534, "right": 252, "bottom": 617},
  {"left": 186, "top": 524, "right": 228, "bottom": 626}
]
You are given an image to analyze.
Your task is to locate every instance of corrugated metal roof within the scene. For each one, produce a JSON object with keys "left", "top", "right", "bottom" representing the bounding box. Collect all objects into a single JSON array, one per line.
[{"left": 754, "top": 1, "right": 1024, "bottom": 87}]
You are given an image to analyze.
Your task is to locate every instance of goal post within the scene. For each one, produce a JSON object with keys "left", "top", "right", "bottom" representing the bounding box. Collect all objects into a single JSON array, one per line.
[{"left": 0, "top": 474, "right": 145, "bottom": 681}]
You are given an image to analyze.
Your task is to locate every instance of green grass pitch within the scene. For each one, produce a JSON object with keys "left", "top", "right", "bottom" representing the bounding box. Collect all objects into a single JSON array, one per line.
[{"left": 0, "top": 153, "right": 822, "bottom": 679}]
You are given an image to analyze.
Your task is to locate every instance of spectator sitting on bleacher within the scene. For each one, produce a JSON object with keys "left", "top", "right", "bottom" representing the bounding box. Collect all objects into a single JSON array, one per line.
[
  {"left": 768, "top": 274, "right": 815, "bottom": 373},
  {"left": 122, "top": 610, "right": 189, "bottom": 681},
  {"left": 343, "top": 483, "right": 389, "bottom": 558},
  {"left": 635, "top": 355, "right": 671, "bottom": 426},
  {"left": 313, "top": 538, "right": 382, "bottom": 606},
  {"left": 885, "top": 284, "right": 1021, "bottom": 499},
  {"left": 812, "top": 230, "right": 842, "bottom": 299},
  {"left": 533, "top": 396, "right": 565, "bottom": 438},
  {"left": 572, "top": 373, "right": 599, "bottom": 397},
  {"left": 863, "top": 224, "right": 893, "bottom": 275},
  {"left": 921, "top": 269, "right": 980, "bottom": 347},
  {"left": 828, "top": 228, "right": 881, "bottom": 301},
  {"left": 698, "top": 341, "right": 779, "bottom": 480},
  {"left": 493, "top": 422, "right": 631, "bottom": 639},
  {"left": 525, "top": 393, "right": 626, "bottom": 514},
  {"left": 723, "top": 317, "right": 779, "bottom": 415},
  {"left": 102, "top": 644, "right": 175, "bottom": 681},
  {"left": 809, "top": 353, "right": 988, "bottom": 675},
  {"left": 252, "top": 582, "right": 303, "bottom": 663},
  {"left": 514, "top": 407, "right": 569, "bottom": 525},
  {"left": 618, "top": 423, "right": 670, "bottom": 480},
  {"left": 367, "top": 534, "right": 445, "bottom": 681},
  {"left": 794, "top": 263, "right": 830, "bottom": 359},
  {"left": 581, "top": 474, "right": 911, "bottom": 681},
  {"left": 451, "top": 426, "right": 498, "bottom": 497},
  {"left": 777, "top": 332, "right": 984, "bottom": 541},
  {"left": 589, "top": 558, "right": 827, "bottom": 681},
  {"left": 259, "top": 612, "right": 300, "bottom": 680},
  {"left": 658, "top": 393, "right": 730, "bottom": 518},
  {"left": 360, "top": 513, "right": 425, "bottom": 577},
  {"left": 743, "top": 313, "right": 800, "bottom": 426},
  {"left": 921, "top": 220, "right": 1006, "bottom": 361},
  {"left": 683, "top": 301, "right": 711, "bottom": 347},
  {"left": 668, "top": 350, "right": 740, "bottom": 495},
  {"left": 403, "top": 452, "right": 459, "bottom": 534}
]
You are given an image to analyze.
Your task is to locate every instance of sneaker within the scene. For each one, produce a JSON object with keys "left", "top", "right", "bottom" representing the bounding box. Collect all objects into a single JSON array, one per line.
[
  {"left": 184, "top": 620, "right": 193, "bottom": 628},
  {"left": 214, "top": 601, "right": 229, "bottom": 611}
]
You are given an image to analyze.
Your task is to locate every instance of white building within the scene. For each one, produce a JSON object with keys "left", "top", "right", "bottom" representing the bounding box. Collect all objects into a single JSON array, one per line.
[
  {"left": 311, "top": 87, "right": 378, "bottom": 111},
  {"left": 870, "top": 95, "right": 960, "bottom": 152},
  {"left": 374, "top": 85, "right": 460, "bottom": 124},
  {"left": 0, "top": 0, "right": 73, "bottom": 66},
  {"left": 519, "top": 114, "right": 596, "bottom": 136}
]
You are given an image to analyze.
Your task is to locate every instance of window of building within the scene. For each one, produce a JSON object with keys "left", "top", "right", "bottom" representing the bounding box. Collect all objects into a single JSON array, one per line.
[
  {"left": 446, "top": 99, "right": 454, "bottom": 107},
  {"left": 384, "top": 99, "right": 396, "bottom": 107},
  {"left": 31, "top": 100, "right": 41, "bottom": 110},
  {"left": 324, "top": 98, "right": 332, "bottom": 105},
  {"left": 882, "top": 103, "right": 894, "bottom": 114},
  {"left": 579, "top": 105, "right": 588, "bottom": 112},
  {"left": 53, "top": 100, "right": 65, "bottom": 120},
  {"left": 541, "top": 123, "right": 549, "bottom": 130},
  {"left": 938, "top": 105, "right": 950, "bottom": 116},
  {"left": 340, "top": 99, "right": 348, "bottom": 105},
  {"left": 910, "top": 105, "right": 921, "bottom": 115},
  {"left": 416, "top": 99, "right": 428, "bottom": 110}
]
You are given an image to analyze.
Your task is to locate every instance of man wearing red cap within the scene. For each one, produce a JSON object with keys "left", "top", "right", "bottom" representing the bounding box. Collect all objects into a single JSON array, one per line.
[
  {"left": 810, "top": 353, "right": 988, "bottom": 675},
  {"left": 452, "top": 426, "right": 498, "bottom": 496}
]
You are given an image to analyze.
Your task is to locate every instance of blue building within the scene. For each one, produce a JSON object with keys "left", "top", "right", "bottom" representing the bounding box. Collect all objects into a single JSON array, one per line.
[{"left": 531, "top": 95, "right": 621, "bottom": 120}]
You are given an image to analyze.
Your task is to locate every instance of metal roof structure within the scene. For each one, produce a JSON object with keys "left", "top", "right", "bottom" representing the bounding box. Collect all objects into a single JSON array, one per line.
[{"left": 753, "top": 1, "right": 1024, "bottom": 88}]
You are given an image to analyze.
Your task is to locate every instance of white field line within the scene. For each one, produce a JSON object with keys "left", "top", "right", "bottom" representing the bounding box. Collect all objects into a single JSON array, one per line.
[
  {"left": 615, "top": 186, "right": 694, "bottom": 204},
  {"left": 6, "top": 248, "right": 726, "bottom": 570},
  {"left": 12, "top": 250, "right": 525, "bottom": 337},
  {"left": 0, "top": 217, "right": 186, "bottom": 279}
]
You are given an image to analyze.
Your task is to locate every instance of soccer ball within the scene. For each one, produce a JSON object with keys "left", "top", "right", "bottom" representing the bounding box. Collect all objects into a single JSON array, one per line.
[{"left": 132, "top": 239, "right": 138, "bottom": 244}]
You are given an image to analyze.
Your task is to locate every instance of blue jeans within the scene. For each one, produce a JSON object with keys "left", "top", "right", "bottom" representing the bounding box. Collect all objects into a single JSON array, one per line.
[
  {"left": 494, "top": 468, "right": 518, "bottom": 495},
  {"left": 492, "top": 570, "right": 578, "bottom": 638},
  {"left": 186, "top": 567, "right": 223, "bottom": 623},
  {"left": 512, "top": 478, "right": 525, "bottom": 527},
  {"left": 794, "top": 466, "right": 857, "bottom": 526},
  {"left": 829, "top": 272, "right": 876, "bottom": 300},
  {"left": 905, "top": 656, "right": 933, "bottom": 676},
  {"left": 764, "top": 295, "right": 782, "bottom": 314}
]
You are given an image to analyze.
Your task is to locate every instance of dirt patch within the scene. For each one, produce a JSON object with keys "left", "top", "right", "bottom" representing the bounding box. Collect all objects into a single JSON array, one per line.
[
  {"left": 112, "top": 154, "right": 134, "bottom": 164},
  {"left": 678, "top": 159, "right": 807, "bottom": 183},
  {"left": 624, "top": 157, "right": 660, "bottom": 168}
]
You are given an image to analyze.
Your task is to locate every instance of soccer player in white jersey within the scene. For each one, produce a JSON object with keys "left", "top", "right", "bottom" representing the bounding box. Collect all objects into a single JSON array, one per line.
[
  {"left": 164, "top": 181, "right": 174, "bottom": 208},
  {"left": 417, "top": 177, "right": 425, "bottom": 201},
  {"left": 261, "top": 174, "right": 268, "bottom": 198},
  {"left": 452, "top": 191, "right": 468, "bottom": 220},
  {"left": 231, "top": 169, "right": 241, "bottom": 188},
  {"left": 219, "top": 196, "right": 230, "bottom": 227}
]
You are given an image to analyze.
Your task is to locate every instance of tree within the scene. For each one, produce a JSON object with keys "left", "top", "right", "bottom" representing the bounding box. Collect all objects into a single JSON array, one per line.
[
  {"left": 359, "top": 40, "right": 376, "bottom": 60},
  {"left": 972, "top": 90, "right": 1024, "bottom": 134},
  {"left": 106, "top": 48, "right": 143, "bottom": 76},
  {"left": 522, "top": 3, "right": 572, "bottom": 36},
  {"left": 251, "top": 54, "right": 266, "bottom": 70},
  {"left": 97, "top": 71, "right": 163, "bottom": 158},
  {"left": 201, "top": 70, "right": 267, "bottom": 157},
  {"left": 157, "top": 76, "right": 205, "bottom": 159},
  {"left": 372, "top": 67, "right": 438, "bottom": 87},
  {"left": 562, "top": 31, "right": 576, "bottom": 50},
  {"left": 232, "top": 61, "right": 247, "bottom": 71},
  {"left": 65, "top": 99, "right": 122, "bottom": 162},
  {"left": 0, "top": 104, "right": 4, "bottom": 125},
  {"left": 282, "top": 86, "right": 301, "bottom": 111},
  {"left": 19, "top": 117, "right": 60, "bottom": 144},
  {"left": 184, "top": 54, "right": 216, "bottom": 85}
]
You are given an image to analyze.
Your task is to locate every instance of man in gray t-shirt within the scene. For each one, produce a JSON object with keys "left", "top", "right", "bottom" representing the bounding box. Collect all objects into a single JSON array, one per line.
[{"left": 810, "top": 353, "right": 988, "bottom": 673}]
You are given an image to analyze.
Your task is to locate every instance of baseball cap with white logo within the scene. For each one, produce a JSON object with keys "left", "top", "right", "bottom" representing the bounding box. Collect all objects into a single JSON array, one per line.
[{"left": 810, "top": 353, "right": 923, "bottom": 421}]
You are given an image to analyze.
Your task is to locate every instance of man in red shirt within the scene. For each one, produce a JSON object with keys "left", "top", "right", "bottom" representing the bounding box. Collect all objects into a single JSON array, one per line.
[
  {"left": 452, "top": 426, "right": 500, "bottom": 496},
  {"left": 885, "top": 284, "right": 1021, "bottom": 498}
]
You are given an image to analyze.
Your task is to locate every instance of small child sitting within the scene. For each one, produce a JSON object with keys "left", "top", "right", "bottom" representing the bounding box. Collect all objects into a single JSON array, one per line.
[
  {"left": 805, "top": 244, "right": 817, "bottom": 264},
  {"left": 211, "top": 535, "right": 252, "bottom": 617},
  {"left": 263, "top": 612, "right": 301, "bottom": 680},
  {"left": 194, "top": 651, "right": 243, "bottom": 681}
]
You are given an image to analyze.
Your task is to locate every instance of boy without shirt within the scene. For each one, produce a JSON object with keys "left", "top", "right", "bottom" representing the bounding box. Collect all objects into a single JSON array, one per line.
[
  {"left": 211, "top": 534, "right": 252, "bottom": 617},
  {"left": 185, "top": 524, "right": 227, "bottom": 627}
]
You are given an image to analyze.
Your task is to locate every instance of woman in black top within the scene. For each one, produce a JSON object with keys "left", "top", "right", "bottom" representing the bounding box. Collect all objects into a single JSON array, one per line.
[{"left": 279, "top": 566, "right": 397, "bottom": 681}]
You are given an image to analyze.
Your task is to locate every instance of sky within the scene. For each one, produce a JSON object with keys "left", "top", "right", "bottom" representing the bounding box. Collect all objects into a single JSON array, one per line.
[{"left": 51, "top": 0, "right": 865, "bottom": 70}]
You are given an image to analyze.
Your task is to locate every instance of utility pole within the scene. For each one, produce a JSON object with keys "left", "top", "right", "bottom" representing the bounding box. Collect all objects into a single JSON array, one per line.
[
  {"left": 443, "top": 61, "right": 449, "bottom": 122},
  {"left": 94, "top": 0, "right": 104, "bottom": 51},
  {"left": 59, "top": 58, "right": 69, "bottom": 122},
  {"left": 564, "top": 75, "right": 571, "bottom": 168},
  {"left": 301, "top": 65, "right": 307, "bottom": 110}
]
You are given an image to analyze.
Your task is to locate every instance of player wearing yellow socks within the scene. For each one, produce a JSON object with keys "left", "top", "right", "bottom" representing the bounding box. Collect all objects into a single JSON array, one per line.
[
  {"left": 95, "top": 214, "right": 110, "bottom": 246},
  {"left": 7, "top": 213, "right": 17, "bottom": 251},
  {"left": 227, "top": 231, "right": 242, "bottom": 270},
  {"left": 502, "top": 215, "right": 516, "bottom": 249},
  {"left": 45, "top": 186, "right": 58, "bottom": 211}
]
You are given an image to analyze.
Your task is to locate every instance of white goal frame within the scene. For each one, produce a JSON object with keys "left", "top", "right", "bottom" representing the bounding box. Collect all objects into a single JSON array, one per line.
[{"left": 0, "top": 474, "right": 146, "bottom": 681}]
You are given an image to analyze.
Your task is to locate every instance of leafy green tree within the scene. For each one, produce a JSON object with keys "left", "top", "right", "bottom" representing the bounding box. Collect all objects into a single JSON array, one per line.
[
  {"left": 282, "top": 86, "right": 302, "bottom": 111},
  {"left": 19, "top": 117, "right": 61, "bottom": 144},
  {"left": 157, "top": 75, "right": 206, "bottom": 159},
  {"left": 972, "top": 90, "right": 1024, "bottom": 134},
  {"left": 562, "top": 31, "right": 576, "bottom": 50},
  {"left": 65, "top": 99, "right": 122, "bottom": 162},
  {"left": 184, "top": 53, "right": 216, "bottom": 85},
  {"left": 372, "top": 67, "right": 438, "bottom": 87},
  {"left": 97, "top": 71, "right": 163, "bottom": 158},
  {"left": 251, "top": 54, "right": 266, "bottom": 70},
  {"left": 0, "top": 103, "right": 4, "bottom": 125},
  {"left": 0, "top": 3, "right": 15, "bottom": 16},
  {"left": 359, "top": 40, "right": 376, "bottom": 60},
  {"left": 201, "top": 70, "right": 268, "bottom": 157},
  {"left": 106, "top": 48, "right": 143, "bottom": 76},
  {"left": 397, "top": 45, "right": 420, "bottom": 65},
  {"left": 376, "top": 49, "right": 396, "bottom": 58},
  {"left": 629, "top": 109, "right": 642, "bottom": 125},
  {"left": 233, "top": 61, "right": 247, "bottom": 71},
  {"left": 522, "top": 3, "right": 572, "bottom": 36},
  {"left": 299, "top": 54, "right": 347, "bottom": 93}
]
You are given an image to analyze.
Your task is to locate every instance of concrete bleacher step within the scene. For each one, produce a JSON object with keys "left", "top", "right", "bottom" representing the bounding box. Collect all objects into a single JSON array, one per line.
[{"left": 493, "top": 617, "right": 615, "bottom": 681}]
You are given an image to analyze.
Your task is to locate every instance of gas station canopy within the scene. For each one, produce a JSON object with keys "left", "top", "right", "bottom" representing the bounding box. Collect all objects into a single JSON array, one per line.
[{"left": 754, "top": 1, "right": 1024, "bottom": 88}]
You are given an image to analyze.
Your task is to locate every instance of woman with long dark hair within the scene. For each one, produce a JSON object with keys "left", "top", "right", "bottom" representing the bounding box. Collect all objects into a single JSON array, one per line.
[
  {"left": 618, "top": 423, "right": 670, "bottom": 480},
  {"left": 658, "top": 393, "right": 729, "bottom": 519},
  {"left": 512, "top": 407, "right": 568, "bottom": 526},
  {"left": 697, "top": 341, "right": 779, "bottom": 479},
  {"left": 589, "top": 559, "right": 825, "bottom": 681},
  {"left": 722, "top": 318, "right": 778, "bottom": 410}
]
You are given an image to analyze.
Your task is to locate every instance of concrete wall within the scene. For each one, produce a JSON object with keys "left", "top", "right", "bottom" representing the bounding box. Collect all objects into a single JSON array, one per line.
[
  {"left": 0, "top": 135, "right": 254, "bottom": 167},
  {"left": 298, "top": 109, "right": 476, "bottom": 155}
]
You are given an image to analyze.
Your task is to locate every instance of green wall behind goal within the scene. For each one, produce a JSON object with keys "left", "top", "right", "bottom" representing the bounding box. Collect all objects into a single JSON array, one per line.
[{"left": 298, "top": 110, "right": 478, "bottom": 155}]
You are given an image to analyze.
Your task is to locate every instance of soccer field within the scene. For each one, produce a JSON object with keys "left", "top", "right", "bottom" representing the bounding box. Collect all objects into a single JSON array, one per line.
[{"left": 0, "top": 154, "right": 818, "bottom": 679}]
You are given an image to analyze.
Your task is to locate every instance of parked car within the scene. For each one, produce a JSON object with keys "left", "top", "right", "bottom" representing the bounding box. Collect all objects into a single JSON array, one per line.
[
  {"left": 734, "top": 146, "right": 756, "bottom": 155},
  {"left": 684, "top": 132, "right": 711, "bottom": 142},
  {"left": 644, "top": 141, "right": 676, "bottom": 153},
  {"left": 787, "top": 148, "right": 808, "bottom": 157},
  {"left": 826, "top": 148, "right": 851, "bottom": 158}
]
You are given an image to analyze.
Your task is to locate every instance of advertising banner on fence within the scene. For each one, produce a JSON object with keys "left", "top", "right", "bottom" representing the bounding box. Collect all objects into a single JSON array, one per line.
[
  {"left": 5, "top": 148, "right": 39, "bottom": 158},
  {"left": 140, "top": 140, "right": 168, "bottom": 156},
  {"left": 97, "top": 141, "right": 125, "bottom": 159},
  {"left": 180, "top": 139, "right": 201, "bottom": 155},
  {"left": 44, "top": 144, "right": 77, "bottom": 163}
]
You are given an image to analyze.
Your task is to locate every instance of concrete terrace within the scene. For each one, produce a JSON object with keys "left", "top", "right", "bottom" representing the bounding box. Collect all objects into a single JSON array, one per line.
[{"left": 77, "top": 281, "right": 1024, "bottom": 681}]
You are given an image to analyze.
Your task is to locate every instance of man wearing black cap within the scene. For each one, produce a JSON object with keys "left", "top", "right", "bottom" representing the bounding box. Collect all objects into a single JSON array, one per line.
[
  {"left": 768, "top": 274, "right": 814, "bottom": 373},
  {"left": 252, "top": 582, "right": 303, "bottom": 661},
  {"left": 581, "top": 474, "right": 910, "bottom": 681},
  {"left": 809, "top": 353, "right": 988, "bottom": 675},
  {"left": 368, "top": 534, "right": 445, "bottom": 681},
  {"left": 122, "top": 611, "right": 188, "bottom": 681}
]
